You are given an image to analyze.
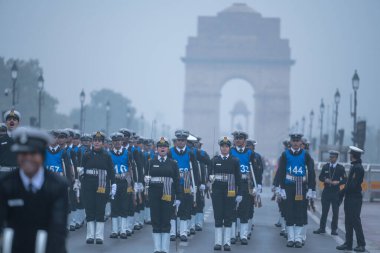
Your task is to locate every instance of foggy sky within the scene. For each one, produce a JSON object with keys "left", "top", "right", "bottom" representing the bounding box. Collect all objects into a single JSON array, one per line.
[{"left": 1, "top": 0, "right": 379, "bottom": 136}]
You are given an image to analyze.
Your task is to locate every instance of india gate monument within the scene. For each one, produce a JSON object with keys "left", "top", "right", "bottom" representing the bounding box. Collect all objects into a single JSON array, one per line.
[{"left": 182, "top": 3, "right": 294, "bottom": 158}]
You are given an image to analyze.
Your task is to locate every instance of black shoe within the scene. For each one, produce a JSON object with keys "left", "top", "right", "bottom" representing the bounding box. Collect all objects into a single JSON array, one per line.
[
  {"left": 109, "top": 233, "right": 118, "bottom": 239},
  {"left": 190, "top": 228, "right": 196, "bottom": 235},
  {"left": 75, "top": 223, "right": 81, "bottom": 229},
  {"left": 120, "top": 233, "right": 127, "bottom": 239},
  {"left": 69, "top": 225, "right": 76, "bottom": 231},
  {"left": 126, "top": 230, "right": 132, "bottom": 236},
  {"left": 86, "top": 238, "right": 94, "bottom": 244},
  {"left": 313, "top": 228, "right": 326, "bottom": 234},
  {"left": 241, "top": 238, "right": 248, "bottom": 245},
  {"left": 336, "top": 243, "right": 352, "bottom": 251},
  {"left": 354, "top": 246, "right": 366, "bottom": 252},
  {"left": 195, "top": 225, "right": 202, "bottom": 231},
  {"left": 275, "top": 222, "right": 282, "bottom": 227},
  {"left": 223, "top": 244, "right": 231, "bottom": 251},
  {"left": 280, "top": 230, "right": 286, "bottom": 236},
  {"left": 170, "top": 235, "right": 176, "bottom": 241},
  {"left": 134, "top": 225, "right": 141, "bottom": 230},
  {"left": 187, "top": 231, "right": 191, "bottom": 237},
  {"left": 214, "top": 244, "right": 222, "bottom": 251},
  {"left": 295, "top": 241, "right": 302, "bottom": 248},
  {"left": 231, "top": 238, "right": 236, "bottom": 245},
  {"left": 286, "top": 241, "right": 295, "bottom": 247},
  {"left": 302, "top": 240, "right": 305, "bottom": 246},
  {"left": 331, "top": 230, "right": 338, "bottom": 236},
  {"left": 180, "top": 235, "right": 188, "bottom": 242},
  {"left": 95, "top": 238, "right": 103, "bottom": 244},
  {"left": 247, "top": 232, "right": 251, "bottom": 240}
]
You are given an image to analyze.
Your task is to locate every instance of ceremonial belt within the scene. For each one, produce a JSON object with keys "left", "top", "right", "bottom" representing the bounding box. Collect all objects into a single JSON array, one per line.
[
  {"left": 0, "top": 166, "right": 16, "bottom": 172},
  {"left": 115, "top": 173, "right": 127, "bottom": 180},
  {"left": 241, "top": 174, "right": 249, "bottom": 180},
  {"left": 214, "top": 174, "right": 229, "bottom": 182},
  {"left": 150, "top": 176, "right": 170, "bottom": 183},
  {"left": 86, "top": 168, "right": 107, "bottom": 176},
  {"left": 286, "top": 174, "right": 307, "bottom": 183}
]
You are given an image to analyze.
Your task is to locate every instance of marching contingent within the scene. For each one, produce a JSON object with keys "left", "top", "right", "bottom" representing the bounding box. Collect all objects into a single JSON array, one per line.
[{"left": 0, "top": 108, "right": 367, "bottom": 253}]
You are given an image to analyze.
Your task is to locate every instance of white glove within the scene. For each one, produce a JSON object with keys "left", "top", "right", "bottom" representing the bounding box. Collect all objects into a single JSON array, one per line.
[
  {"left": 111, "top": 184, "right": 117, "bottom": 199},
  {"left": 306, "top": 189, "right": 313, "bottom": 200},
  {"left": 191, "top": 186, "right": 197, "bottom": 194},
  {"left": 144, "top": 176, "right": 151, "bottom": 184},
  {"left": 312, "top": 190, "right": 317, "bottom": 199},
  {"left": 280, "top": 189, "right": 287, "bottom": 200},
  {"left": 256, "top": 184, "right": 262, "bottom": 193},
  {"left": 173, "top": 200, "right": 181, "bottom": 209},
  {"left": 77, "top": 167, "right": 84, "bottom": 176},
  {"left": 275, "top": 187, "right": 281, "bottom": 194},
  {"left": 138, "top": 183, "right": 144, "bottom": 191},
  {"left": 134, "top": 182, "right": 139, "bottom": 191},
  {"left": 235, "top": 195, "right": 242, "bottom": 203},
  {"left": 209, "top": 175, "right": 215, "bottom": 182},
  {"left": 199, "top": 184, "right": 206, "bottom": 191},
  {"left": 271, "top": 185, "right": 276, "bottom": 192},
  {"left": 73, "top": 179, "right": 81, "bottom": 191}
]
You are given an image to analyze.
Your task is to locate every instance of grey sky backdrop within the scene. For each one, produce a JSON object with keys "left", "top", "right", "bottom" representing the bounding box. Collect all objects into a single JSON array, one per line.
[{"left": 1, "top": 0, "right": 379, "bottom": 137}]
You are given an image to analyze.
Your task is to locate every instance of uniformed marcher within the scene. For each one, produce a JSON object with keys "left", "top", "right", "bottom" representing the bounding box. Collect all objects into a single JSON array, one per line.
[
  {"left": 0, "top": 127, "right": 68, "bottom": 253},
  {"left": 209, "top": 137, "right": 242, "bottom": 251},
  {"left": 277, "top": 133, "right": 316, "bottom": 248},
  {"left": 230, "top": 131, "right": 262, "bottom": 245},
  {"left": 168, "top": 130, "right": 200, "bottom": 242},
  {"left": 108, "top": 132, "right": 132, "bottom": 239},
  {"left": 82, "top": 131, "right": 116, "bottom": 244},
  {"left": 0, "top": 110, "right": 20, "bottom": 177},
  {"left": 314, "top": 150, "right": 346, "bottom": 235},
  {"left": 146, "top": 137, "right": 180, "bottom": 253},
  {"left": 336, "top": 146, "right": 366, "bottom": 252}
]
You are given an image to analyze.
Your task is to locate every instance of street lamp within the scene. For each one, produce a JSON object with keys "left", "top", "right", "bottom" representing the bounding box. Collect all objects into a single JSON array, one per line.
[
  {"left": 37, "top": 73, "right": 44, "bottom": 128},
  {"left": 106, "top": 100, "right": 111, "bottom": 135},
  {"left": 301, "top": 116, "right": 305, "bottom": 135},
  {"left": 320, "top": 99, "right": 325, "bottom": 145},
  {"left": 11, "top": 62, "right": 18, "bottom": 107},
  {"left": 334, "top": 89, "right": 341, "bottom": 144},
  {"left": 351, "top": 70, "right": 360, "bottom": 145},
  {"left": 309, "top": 110, "right": 314, "bottom": 140},
  {"left": 79, "top": 89, "right": 85, "bottom": 133}
]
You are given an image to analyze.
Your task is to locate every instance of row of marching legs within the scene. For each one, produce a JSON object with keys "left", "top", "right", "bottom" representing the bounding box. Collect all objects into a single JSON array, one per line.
[
  {"left": 169, "top": 213, "right": 204, "bottom": 242},
  {"left": 213, "top": 219, "right": 254, "bottom": 251},
  {"left": 275, "top": 215, "right": 308, "bottom": 248}
]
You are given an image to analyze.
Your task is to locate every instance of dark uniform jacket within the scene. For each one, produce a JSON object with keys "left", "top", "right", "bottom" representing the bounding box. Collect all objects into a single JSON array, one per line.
[
  {"left": 0, "top": 169, "right": 68, "bottom": 253},
  {"left": 82, "top": 148, "right": 115, "bottom": 185},
  {"left": 210, "top": 155, "right": 242, "bottom": 195},
  {"left": 341, "top": 159, "right": 364, "bottom": 199},
  {"left": 0, "top": 134, "right": 17, "bottom": 167},
  {"left": 319, "top": 163, "right": 347, "bottom": 193}
]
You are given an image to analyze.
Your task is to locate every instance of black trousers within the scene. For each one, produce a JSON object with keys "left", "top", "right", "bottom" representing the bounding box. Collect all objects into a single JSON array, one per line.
[
  {"left": 83, "top": 177, "right": 109, "bottom": 222},
  {"left": 344, "top": 195, "right": 366, "bottom": 247},
  {"left": 149, "top": 186, "right": 173, "bottom": 233},
  {"left": 320, "top": 190, "right": 339, "bottom": 231},
  {"left": 237, "top": 182, "right": 250, "bottom": 223},
  {"left": 284, "top": 184, "right": 307, "bottom": 226},
  {"left": 211, "top": 186, "right": 235, "bottom": 227},
  {"left": 176, "top": 193, "right": 192, "bottom": 220},
  {"left": 69, "top": 187, "right": 78, "bottom": 212},
  {"left": 195, "top": 190, "right": 205, "bottom": 213},
  {"left": 111, "top": 179, "right": 129, "bottom": 217},
  {"left": 248, "top": 195, "right": 255, "bottom": 219}
]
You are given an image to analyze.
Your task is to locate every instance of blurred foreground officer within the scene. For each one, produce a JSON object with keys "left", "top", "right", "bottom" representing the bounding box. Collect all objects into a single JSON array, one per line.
[
  {"left": 314, "top": 150, "right": 346, "bottom": 235},
  {"left": 146, "top": 137, "right": 180, "bottom": 253},
  {"left": 0, "top": 127, "right": 68, "bottom": 253},
  {"left": 336, "top": 146, "right": 366, "bottom": 252},
  {"left": 82, "top": 131, "right": 116, "bottom": 244},
  {"left": 210, "top": 137, "right": 241, "bottom": 251},
  {"left": 0, "top": 110, "right": 21, "bottom": 177}
]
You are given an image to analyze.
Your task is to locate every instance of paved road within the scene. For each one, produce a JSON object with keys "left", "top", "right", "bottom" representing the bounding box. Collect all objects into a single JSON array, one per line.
[{"left": 67, "top": 189, "right": 350, "bottom": 253}]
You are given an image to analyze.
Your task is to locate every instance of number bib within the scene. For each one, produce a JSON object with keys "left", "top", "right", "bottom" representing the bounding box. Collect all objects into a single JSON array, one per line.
[{"left": 285, "top": 149, "right": 306, "bottom": 184}]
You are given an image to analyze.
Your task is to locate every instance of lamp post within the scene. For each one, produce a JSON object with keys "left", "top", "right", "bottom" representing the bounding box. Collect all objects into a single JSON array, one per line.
[
  {"left": 301, "top": 116, "right": 305, "bottom": 135},
  {"left": 37, "top": 73, "right": 44, "bottom": 128},
  {"left": 11, "top": 62, "right": 18, "bottom": 107},
  {"left": 79, "top": 89, "right": 85, "bottom": 133},
  {"left": 351, "top": 70, "right": 360, "bottom": 145},
  {"left": 320, "top": 99, "right": 325, "bottom": 145},
  {"left": 106, "top": 100, "right": 110, "bottom": 135},
  {"left": 334, "top": 89, "right": 341, "bottom": 144},
  {"left": 309, "top": 110, "right": 314, "bottom": 140}
]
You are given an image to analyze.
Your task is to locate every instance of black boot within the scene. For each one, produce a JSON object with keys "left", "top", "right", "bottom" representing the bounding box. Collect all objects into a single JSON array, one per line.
[
  {"left": 313, "top": 228, "right": 326, "bottom": 234},
  {"left": 223, "top": 244, "right": 231, "bottom": 251},
  {"left": 213, "top": 244, "right": 222, "bottom": 251},
  {"left": 354, "top": 246, "right": 366, "bottom": 252},
  {"left": 95, "top": 238, "right": 103, "bottom": 244},
  {"left": 336, "top": 243, "right": 352, "bottom": 251},
  {"left": 295, "top": 241, "right": 302, "bottom": 248},
  {"left": 86, "top": 238, "right": 94, "bottom": 244},
  {"left": 286, "top": 241, "right": 295, "bottom": 247}
]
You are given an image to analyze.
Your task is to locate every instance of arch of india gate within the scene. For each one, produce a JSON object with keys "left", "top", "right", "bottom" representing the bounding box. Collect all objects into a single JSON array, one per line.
[{"left": 182, "top": 3, "right": 294, "bottom": 158}]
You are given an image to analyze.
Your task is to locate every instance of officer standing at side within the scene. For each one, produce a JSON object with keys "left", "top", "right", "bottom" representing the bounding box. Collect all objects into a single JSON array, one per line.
[
  {"left": 0, "top": 127, "right": 68, "bottom": 253},
  {"left": 313, "top": 150, "right": 346, "bottom": 235},
  {"left": 336, "top": 146, "right": 366, "bottom": 252}
]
